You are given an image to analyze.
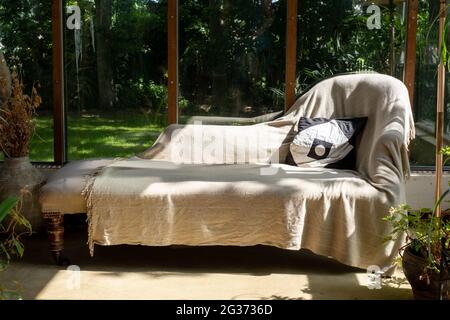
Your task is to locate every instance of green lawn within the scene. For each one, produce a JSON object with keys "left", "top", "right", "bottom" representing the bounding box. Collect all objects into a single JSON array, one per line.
[{"left": 28, "top": 113, "right": 166, "bottom": 162}]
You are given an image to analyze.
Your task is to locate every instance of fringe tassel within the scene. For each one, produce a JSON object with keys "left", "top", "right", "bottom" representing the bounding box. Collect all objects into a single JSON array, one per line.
[
  {"left": 403, "top": 113, "right": 416, "bottom": 179},
  {"left": 81, "top": 158, "right": 123, "bottom": 257}
]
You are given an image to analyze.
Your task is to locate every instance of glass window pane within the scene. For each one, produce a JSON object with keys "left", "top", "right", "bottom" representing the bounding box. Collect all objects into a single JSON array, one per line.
[
  {"left": 179, "top": 0, "right": 286, "bottom": 124},
  {"left": 0, "top": 1, "right": 54, "bottom": 162},
  {"left": 297, "top": 0, "right": 407, "bottom": 93},
  {"left": 63, "top": 0, "right": 167, "bottom": 160},
  {"left": 409, "top": 0, "right": 449, "bottom": 167}
]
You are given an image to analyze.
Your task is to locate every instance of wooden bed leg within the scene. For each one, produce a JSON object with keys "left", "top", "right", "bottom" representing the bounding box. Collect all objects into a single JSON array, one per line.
[{"left": 42, "top": 212, "right": 70, "bottom": 266}]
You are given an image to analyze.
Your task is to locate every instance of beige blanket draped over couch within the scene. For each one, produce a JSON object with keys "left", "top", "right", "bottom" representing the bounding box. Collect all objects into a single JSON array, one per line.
[{"left": 83, "top": 73, "right": 415, "bottom": 271}]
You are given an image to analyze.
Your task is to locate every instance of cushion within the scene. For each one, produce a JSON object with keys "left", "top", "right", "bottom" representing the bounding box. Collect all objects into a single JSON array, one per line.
[
  {"left": 40, "top": 159, "right": 115, "bottom": 214},
  {"left": 289, "top": 117, "right": 367, "bottom": 169}
]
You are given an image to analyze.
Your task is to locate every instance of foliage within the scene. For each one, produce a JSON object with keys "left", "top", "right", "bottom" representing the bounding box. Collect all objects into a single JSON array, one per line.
[
  {"left": 413, "top": 1, "right": 450, "bottom": 126},
  {"left": 296, "top": 0, "right": 403, "bottom": 90},
  {"left": 62, "top": 0, "right": 168, "bottom": 114},
  {"left": 0, "top": 0, "right": 410, "bottom": 118},
  {"left": 178, "top": 0, "right": 286, "bottom": 117},
  {"left": 0, "top": 194, "right": 32, "bottom": 300},
  {"left": 0, "top": 196, "right": 31, "bottom": 269},
  {"left": 0, "top": 70, "right": 41, "bottom": 158},
  {"left": 0, "top": 0, "right": 53, "bottom": 111},
  {"left": 385, "top": 205, "right": 450, "bottom": 274},
  {"left": 384, "top": 147, "right": 450, "bottom": 281},
  {"left": 117, "top": 79, "right": 168, "bottom": 124}
]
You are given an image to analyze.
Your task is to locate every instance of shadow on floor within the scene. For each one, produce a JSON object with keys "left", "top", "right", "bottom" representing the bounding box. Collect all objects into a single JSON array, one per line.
[
  {"left": 7, "top": 217, "right": 412, "bottom": 300},
  {"left": 22, "top": 223, "right": 363, "bottom": 276}
]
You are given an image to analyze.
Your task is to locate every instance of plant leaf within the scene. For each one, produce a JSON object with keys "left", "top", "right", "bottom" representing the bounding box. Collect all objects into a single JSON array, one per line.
[
  {"left": 0, "top": 243, "right": 11, "bottom": 262},
  {"left": 12, "top": 239, "right": 24, "bottom": 257},
  {"left": 0, "top": 197, "right": 18, "bottom": 224},
  {"left": 433, "top": 188, "right": 450, "bottom": 216}
]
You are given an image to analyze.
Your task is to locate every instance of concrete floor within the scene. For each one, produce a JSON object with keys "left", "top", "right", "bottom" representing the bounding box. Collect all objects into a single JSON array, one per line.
[{"left": 2, "top": 222, "right": 413, "bottom": 300}]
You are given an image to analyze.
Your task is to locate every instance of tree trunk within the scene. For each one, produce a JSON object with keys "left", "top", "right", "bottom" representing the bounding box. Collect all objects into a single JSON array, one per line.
[
  {"left": 430, "top": 0, "right": 440, "bottom": 24},
  {"left": 95, "top": 0, "right": 114, "bottom": 110},
  {"left": 0, "top": 52, "right": 11, "bottom": 104},
  {"left": 208, "top": 0, "right": 227, "bottom": 115}
]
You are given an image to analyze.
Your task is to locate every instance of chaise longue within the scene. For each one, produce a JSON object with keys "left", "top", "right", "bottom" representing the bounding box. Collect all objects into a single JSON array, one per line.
[{"left": 39, "top": 73, "right": 415, "bottom": 273}]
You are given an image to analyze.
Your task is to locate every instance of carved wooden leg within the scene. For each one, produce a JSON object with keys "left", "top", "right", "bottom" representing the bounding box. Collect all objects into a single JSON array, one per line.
[{"left": 42, "top": 212, "right": 70, "bottom": 266}]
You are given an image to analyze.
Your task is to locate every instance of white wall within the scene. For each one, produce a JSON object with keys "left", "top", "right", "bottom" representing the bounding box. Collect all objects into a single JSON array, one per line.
[{"left": 406, "top": 173, "right": 450, "bottom": 210}]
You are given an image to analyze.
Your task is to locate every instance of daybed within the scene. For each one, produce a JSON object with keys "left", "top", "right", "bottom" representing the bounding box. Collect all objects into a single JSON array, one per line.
[{"left": 40, "top": 73, "right": 415, "bottom": 273}]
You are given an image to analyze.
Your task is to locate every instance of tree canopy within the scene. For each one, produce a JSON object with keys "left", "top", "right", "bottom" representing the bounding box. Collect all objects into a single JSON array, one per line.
[{"left": 0, "top": 0, "right": 435, "bottom": 120}]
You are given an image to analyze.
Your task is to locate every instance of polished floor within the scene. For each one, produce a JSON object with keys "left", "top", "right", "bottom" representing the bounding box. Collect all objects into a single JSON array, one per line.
[{"left": 3, "top": 219, "right": 413, "bottom": 300}]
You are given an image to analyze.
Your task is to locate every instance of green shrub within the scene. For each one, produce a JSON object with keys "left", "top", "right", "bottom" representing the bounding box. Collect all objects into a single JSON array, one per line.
[{"left": 0, "top": 195, "right": 32, "bottom": 300}]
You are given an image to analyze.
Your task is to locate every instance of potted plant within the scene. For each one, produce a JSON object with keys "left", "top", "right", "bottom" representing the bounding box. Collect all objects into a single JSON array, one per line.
[
  {"left": 0, "top": 54, "right": 44, "bottom": 231},
  {"left": 384, "top": 147, "right": 450, "bottom": 300},
  {"left": 385, "top": 0, "right": 449, "bottom": 301}
]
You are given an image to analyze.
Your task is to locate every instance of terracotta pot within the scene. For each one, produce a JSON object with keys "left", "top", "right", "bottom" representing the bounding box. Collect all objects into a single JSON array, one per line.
[
  {"left": 0, "top": 156, "right": 45, "bottom": 232},
  {"left": 402, "top": 246, "right": 449, "bottom": 300}
]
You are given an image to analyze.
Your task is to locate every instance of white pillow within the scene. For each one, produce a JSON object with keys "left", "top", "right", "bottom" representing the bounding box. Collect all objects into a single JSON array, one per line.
[{"left": 289, "top": 117, "right": 367, "bottom": 169}]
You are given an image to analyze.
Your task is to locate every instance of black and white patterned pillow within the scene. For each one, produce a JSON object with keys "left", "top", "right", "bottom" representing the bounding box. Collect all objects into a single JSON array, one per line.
[{"left": 289, "top": 117, "right": 367, "bottom": 169}]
